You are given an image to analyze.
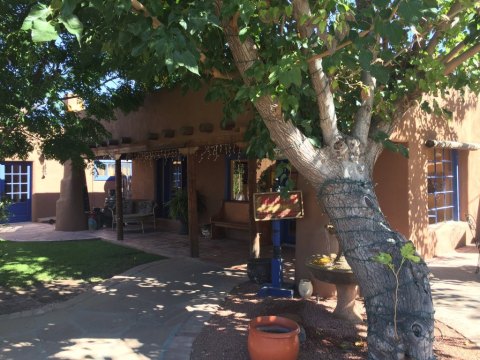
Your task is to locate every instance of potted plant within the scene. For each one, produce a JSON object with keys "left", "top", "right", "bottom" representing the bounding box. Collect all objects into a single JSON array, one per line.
[
  {"left": 0, "top": 197, "right": 11, "bottom": 224},
  {"left": 165, "top": 189, "right": 205, "bottom": 235},
  {"left": 165, "top": 189, "right": 189, "bottom": 234}
]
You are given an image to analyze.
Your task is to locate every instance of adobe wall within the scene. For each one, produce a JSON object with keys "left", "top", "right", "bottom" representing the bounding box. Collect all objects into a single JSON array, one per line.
[
  {"left": 390, "top": 90, "right": 480, "bottom": 258},
  {"left": 30, "top": 156, "right": 64, "bottom": 222},
  {"left": 373, "top": 149, "right": 409, "bottom": 237},
  {"left": 102, "top": 87, "right": 250, "bottom": 149},
  {"left": 295, "top": 175, "right": 337, "bottom": 297}
]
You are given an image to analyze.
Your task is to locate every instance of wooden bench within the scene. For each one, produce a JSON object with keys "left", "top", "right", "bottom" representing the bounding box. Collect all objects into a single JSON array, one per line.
[
  {"left": 107, "top": 199, "right": 158, "bottom": 233},
  {"left": 211, "top": 201, "right": 250, "bottom": 239}
]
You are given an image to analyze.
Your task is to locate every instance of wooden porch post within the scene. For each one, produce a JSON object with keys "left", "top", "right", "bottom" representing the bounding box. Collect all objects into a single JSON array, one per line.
[
  {"left": 187, "top": 150, "right": 199, "bottom": 257},
  {"left": 248, "top": 158, "right": 260, "bottom": 258},
  {"left": 115, "top": 156, "right": 124, "bottom": 241}
]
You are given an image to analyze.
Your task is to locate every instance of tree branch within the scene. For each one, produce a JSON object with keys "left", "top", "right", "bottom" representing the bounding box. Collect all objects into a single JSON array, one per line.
[
  {"left": 307, "top": 29, "right": 371, "bottom": 62},
  {"left": 444, "top": 42, "right": 480, "bottom": 75},
  {"left": 441, "top": 41, "right": 465, "bottom": 64},
  {"left": 425, "top": 0, "right": 464, "bottom": 55},
  {"left": 353, "top": 71, "right": 375, "bottom": 146},
  {"left": 221, "top": 6, "right": 327, "bottom": 185},
  {"left": 292, "top": 0, "right": 315, "bottom": 38},
  {"left": 131, "top": 0, "right": 161, "bottom": 29},
  {"left": 292, "top": 0, "right": 340, "bottom": 146}
]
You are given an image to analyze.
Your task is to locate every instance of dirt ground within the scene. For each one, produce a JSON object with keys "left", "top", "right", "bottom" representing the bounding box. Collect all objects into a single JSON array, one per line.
[
  {"left": 0, "top": 280, "right": 92, "bottom": 316},
  {"left": 1, "top": 280, "right": 479, "bottom": 359},
  {"left": 191, "top": 282, "right": 480, "bottom": 360}
]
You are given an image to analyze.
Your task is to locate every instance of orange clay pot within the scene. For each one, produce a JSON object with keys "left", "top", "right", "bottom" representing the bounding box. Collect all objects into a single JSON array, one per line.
[{"left": 248, "top": 315, "right": 300, "bottom": 360}]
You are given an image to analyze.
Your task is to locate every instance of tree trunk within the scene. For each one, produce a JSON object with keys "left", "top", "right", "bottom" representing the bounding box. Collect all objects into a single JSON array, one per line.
[
  {"left": 221, "top": 8, "right": 435, "bottom": 358},
  {"left": 318, "top": 178, "right": 435, "bottom": 360}
]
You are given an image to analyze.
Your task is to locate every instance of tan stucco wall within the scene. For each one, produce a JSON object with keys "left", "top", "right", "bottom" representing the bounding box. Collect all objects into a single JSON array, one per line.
[
  {"left": 295, "top": 175, "right": 337, "bottom": 297},
  {"left": 31, "top": 157, "right": 64, "bottom": 222},
  {"left": 100, "top": 87, "right": 250, "bottom": 152},
  {"left": 389, "top": 90, "right": 480, "bottom": 258},
  {"left": 373, "top": 146, "right": 409, "bottom": 238},
  {"left": 131, "top": 159, "right": 155, "bottom": 200}
]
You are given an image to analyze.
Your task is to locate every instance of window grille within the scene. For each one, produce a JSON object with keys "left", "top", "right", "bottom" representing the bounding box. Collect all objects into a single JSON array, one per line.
[{"left": 427, "top": 148, "right": 459, "bottom": 224}]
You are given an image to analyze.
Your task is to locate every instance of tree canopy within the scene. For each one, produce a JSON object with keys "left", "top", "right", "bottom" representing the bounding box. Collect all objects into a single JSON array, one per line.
[
  {"left": 0, "top": 1, "right": 145, "bottom": 164},
  {"left": 9, "top": 1, "right": 480, "bottom": 358},
  {"left": 12, "top": 0, "right": 480, "bottom": 164}
]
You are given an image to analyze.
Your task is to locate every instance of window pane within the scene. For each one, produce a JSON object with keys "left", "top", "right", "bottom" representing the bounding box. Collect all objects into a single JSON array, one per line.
[{"left": 427, "top": 149, "right": 458, "bottom": 224}]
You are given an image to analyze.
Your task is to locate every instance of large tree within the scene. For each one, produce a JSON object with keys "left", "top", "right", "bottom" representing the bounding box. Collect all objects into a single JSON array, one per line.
[
  {"left": 0, "top": 1, "right": 146, "bottom": 164},
  {"left": 17, "top": 0, "right": 480, "bottom": 358}
]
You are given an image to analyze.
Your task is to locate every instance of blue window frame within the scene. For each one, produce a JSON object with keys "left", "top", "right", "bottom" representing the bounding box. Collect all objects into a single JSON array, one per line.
[
  {"left": 94, "top": 160, "right": 132, "bottom": 181},
  {"left": 427, "top": 148, "right": 459, "bottom": 224}
]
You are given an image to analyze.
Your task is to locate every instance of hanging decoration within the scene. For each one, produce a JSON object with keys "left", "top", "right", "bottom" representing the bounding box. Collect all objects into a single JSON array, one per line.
[
  {"left": 198, "top": 143, "right": 242, "bottom": 162},
  {"left": 132, "top": 149, "right": 180, "bottom": 161}
]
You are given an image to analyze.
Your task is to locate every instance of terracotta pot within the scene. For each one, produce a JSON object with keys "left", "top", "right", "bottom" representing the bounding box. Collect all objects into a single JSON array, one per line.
[{"left": 248, "top": 316, "right": 300, "bottom": 360}]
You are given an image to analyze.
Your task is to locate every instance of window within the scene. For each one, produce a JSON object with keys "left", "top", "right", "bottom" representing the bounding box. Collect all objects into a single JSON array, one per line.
[
  {"left": 171, "top": 158, "right": 183, "bottom": 191},
  {"left": 94, "top": 160, "right": 132, "bottom": 181},
  {"left": 4, "top": 163, "right": 31, "bottom": 203},
  {"left": 427, "top": 148, "right": 459, "bottom": 224}
]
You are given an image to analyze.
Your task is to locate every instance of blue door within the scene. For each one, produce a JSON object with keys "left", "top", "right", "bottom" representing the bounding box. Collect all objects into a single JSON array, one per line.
[{"left": 0, "top": 162, "right": 32, "bottom": 223}]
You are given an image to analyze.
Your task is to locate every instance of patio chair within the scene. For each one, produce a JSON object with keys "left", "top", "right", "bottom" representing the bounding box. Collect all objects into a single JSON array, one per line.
[{"left": 465, "top": 214, "right": 480, "bottom": 274}]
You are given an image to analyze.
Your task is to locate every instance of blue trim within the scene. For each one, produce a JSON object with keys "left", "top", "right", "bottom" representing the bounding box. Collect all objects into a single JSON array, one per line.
[
  {"left": 224, "top": 157, "right": 231, "bottom": 200},
  {"left": 452, "top": 150, "right": 459, "bottom": 221},
  {"left": 427, "top": 148, "right": 459, "bottom": 224}
]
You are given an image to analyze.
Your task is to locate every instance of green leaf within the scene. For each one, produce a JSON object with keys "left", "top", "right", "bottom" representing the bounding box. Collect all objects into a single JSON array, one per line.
[
  {"left": 400, "top": 243, "right": 421, "bottom": 262},
  {"left": 359, "top": 50, "right": 373, "bottom": 69},
  {"left": 61, "top": 0, "right": 80, "bottom": 18},
  {"left": 21, "top": 4, "right": 52, "bottom": 30},
  {"left": 370, "top": 65, "right": 390, "bottom": 84},
  {"left": 398, "top": 0, "right": 423, "bottom": 23},
  {"left": 59, "top": 15, "right": 84, "bottom": 43},
  {"left": 373, "top": 252, "right": 392, "bottom": 266},
  {"left": 278, "top": 67, "right": 301, "bottom": 88},
  {"left": 308, "top": 137, "right": 322, "bottom": 148},
  {"left": 239, "top": 27, "right": 249, "bottom": 42},
  {"left": 173, "top": 50, "right": 200, "bottom": 75},
  {"left": 31, "top": 20, "right": 59, "bottom": 42}
]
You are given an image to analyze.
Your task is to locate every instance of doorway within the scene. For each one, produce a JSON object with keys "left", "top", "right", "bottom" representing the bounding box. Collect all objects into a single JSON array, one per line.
[{"left": 0, "top": 162, "right": 32, "bottom": 222}]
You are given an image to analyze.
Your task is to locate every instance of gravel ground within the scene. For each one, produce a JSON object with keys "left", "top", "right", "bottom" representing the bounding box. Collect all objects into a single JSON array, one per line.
[{"left": 191, "top": 281, "right": 480, "bottom": 360}]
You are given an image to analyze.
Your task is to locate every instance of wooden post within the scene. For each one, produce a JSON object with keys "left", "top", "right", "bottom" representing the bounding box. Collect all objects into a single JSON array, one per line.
[
  {"left": 187, "top": 151, "right": 199, "bottom": 257},
  {"left": 115, "top": 156, "right": 124, "bottom": 241},
  {"left": 248, "top": 158, "right": 260, "bottom": 258}
]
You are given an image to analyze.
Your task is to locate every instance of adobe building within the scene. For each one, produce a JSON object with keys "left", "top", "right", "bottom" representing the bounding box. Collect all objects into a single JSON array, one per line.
[
  {"left": 88, "top": 87, "right": 480, "bottom": 292},
  {"left": 4, "top": 87, "right": 479, "bottom": 294}
]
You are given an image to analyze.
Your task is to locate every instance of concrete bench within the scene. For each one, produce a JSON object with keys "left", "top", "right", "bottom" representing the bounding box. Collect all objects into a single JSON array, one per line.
[{"left": 211, "top": 201, "right": 250, "bottom": 239}]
